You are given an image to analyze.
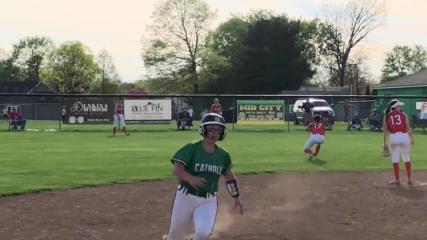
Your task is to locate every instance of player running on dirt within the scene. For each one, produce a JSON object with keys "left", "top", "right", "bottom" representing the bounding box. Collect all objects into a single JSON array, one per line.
[
  {"left": 383, "top": 99, "right": 414, "bottom": 186},
  {"left": 166, "top": 113, "right": 243, "bottom": 240},
  {"left": 304, "top": 114, "right": 325, "bottom": 160}
]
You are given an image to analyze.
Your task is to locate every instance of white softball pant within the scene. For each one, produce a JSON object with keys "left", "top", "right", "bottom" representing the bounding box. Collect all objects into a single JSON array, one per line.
[
  {"left": 304, "top": 134, "right": 325, "bottom": 150},
  {"left": 167, "top": 188, "right": 218, "bottom": 240},
  {"left": 389, "top": 132, "right": 411, "bottom": 163},
  {"left": 113, "top": 114, "right": 126, "bottom": 128}
]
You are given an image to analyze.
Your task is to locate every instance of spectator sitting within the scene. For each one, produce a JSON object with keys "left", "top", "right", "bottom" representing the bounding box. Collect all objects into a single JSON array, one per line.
[
  {"left": 177, "top": 110, "right": 191, "bottom": 130},
  {"left": 368, "top": 109, "right": 382, "bottom": 131},
  {"left": 9, "top": 109, "right": 27, "bottom": 130},
  {"left": 348, "top": 113, "right": 362, "bottom": 131}
]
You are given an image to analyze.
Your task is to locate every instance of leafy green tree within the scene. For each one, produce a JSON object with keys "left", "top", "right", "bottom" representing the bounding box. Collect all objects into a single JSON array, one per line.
[
  {"left": 9, "top": 36, "right": 54, "bottom": 82},
  {"left": 202, "top": 12, "right": 317, "bottom": 93},
  {"left": 381, "top": 45, "right": 427, "bottom": 82},
  {"left": 198, "top": 17, "right": 248, "bottom": 92},
  {"left": 89, "top": 49, "right": 121, "bottom": 94},
  {"left": 41, "top": 41, "right": 98, "bottom": 93},
  {"left": 143, "top": 0, "right": 215, "bottom": 93},
  {"left": 232, "top": 16, "right": 315, "bottom": 93},
  {"left": 0, "top": 59, "right": 14, "bottom": 81},
  {"left": 206, "top": 17, "right": 249, "bottom": 60},
  {"left": 317, "top": 0, "right": 385, "bottom": 87},
  {"left": 117, "top": 80, "right": 147, "bottom": 94},
  {"left": 198, "top": 48, "right": 231, "bottom": 93},
  {"left": 143, "top": 39, "right": 192, "bottom": 93},
  {"left": 0, "top": 59, "right": 9, "bottom": 81}
]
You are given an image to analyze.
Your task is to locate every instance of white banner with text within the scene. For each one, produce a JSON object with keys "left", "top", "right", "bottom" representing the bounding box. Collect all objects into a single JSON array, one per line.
[{"left": 124, "top": 99, "right": 172, "bottom": 122}]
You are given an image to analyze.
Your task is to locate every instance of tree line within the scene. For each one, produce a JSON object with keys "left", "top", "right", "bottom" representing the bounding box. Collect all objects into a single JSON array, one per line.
[
  {"left": 1, "top": 0, "right": 426, "bottom": 94},
  {"left": 0, "top": 37, "right": 145, "bottom": 94},
  {"left": 142, "top": 0, "right": 426, "bottom": 94}
]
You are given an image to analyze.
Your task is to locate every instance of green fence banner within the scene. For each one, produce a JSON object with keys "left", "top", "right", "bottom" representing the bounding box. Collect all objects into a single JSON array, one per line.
[{"left": 237, "top": 100, "right": 284, "bottom": 123}]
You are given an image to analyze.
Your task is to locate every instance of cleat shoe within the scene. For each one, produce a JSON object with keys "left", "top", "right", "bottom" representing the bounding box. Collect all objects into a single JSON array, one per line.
[
  {"left": 408, "top": 180, "right": 413, "bottom": 186},
  {"left": 388, "top": 180, "right": 400, "bottom": 185}
]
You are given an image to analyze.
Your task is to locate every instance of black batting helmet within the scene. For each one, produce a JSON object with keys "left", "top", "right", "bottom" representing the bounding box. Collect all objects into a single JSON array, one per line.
[{"left": 199, "top": 113, "right": 227, "bottom": 140}]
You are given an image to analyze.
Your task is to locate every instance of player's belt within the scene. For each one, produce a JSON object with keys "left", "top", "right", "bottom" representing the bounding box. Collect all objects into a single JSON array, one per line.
[{"left": 178, "top": 184, "right": 217, "bottom": 198}]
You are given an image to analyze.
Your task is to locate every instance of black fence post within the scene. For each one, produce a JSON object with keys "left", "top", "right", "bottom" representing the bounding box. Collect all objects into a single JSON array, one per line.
[
  {"left": 59, "top": 96, "right": 62, "bottom": 132},
  {"left": 287, "top": 97, "right": 290, "bottom": 132},
  {"left": 232, "top": 97, "right": 235, "bottom": 131}
]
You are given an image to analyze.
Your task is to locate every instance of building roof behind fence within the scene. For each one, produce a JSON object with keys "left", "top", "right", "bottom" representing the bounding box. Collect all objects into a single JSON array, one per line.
[
  {"left": 0, "top": 81, "right": 56, "bottom": 94},
  {"left": 375, "top": 69, "right": 427, "bottom": 89},
  {"left": 281, "top": 86, "right": 350, "bottom": 95}
]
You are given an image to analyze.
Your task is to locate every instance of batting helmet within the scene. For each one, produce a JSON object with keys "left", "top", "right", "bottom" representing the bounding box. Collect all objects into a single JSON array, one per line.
[{"left": 199, "top": 113, "right": 227, "bottom": 140}]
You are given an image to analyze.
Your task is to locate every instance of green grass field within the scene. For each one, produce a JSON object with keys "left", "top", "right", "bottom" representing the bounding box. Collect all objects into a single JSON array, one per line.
[{"left": 0, "top": 120, "right": 425, "bottom": 196}]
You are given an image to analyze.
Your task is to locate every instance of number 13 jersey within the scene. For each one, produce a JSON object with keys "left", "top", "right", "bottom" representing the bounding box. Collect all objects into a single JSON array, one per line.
[{"left": 386, "top": 110, "right": 407, "bottom": 133}]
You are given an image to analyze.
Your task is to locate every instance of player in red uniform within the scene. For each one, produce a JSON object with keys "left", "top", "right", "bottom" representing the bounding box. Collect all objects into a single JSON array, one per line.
[
  {"left": 303, "top": 114, "right": 325, "bottom": 160},
  {"left": 210, "top": 98, "right": 222, "bottom": 115},
  {"left": 112, "top": 103, "right": 129, "bottom": 136},
  {"left": 383, "top": 99, "right": 414, "bottom": 185}
]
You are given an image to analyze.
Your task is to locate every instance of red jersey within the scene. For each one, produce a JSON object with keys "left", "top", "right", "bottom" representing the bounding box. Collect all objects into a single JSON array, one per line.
[
  {"left": 210, "top": 103, "right": 222, "bottom": 114},
  {"left": 310, "top": 122, "right": 325, "bottom": 135},
  {"left": 386, "top": 110, "right": 407, "bottom": 133},
  {"left": 9, "top": 112, "right": 22, "bottom": 120},
  {"left": 115, "top": 105, "right": 123, "bottom": 114}
]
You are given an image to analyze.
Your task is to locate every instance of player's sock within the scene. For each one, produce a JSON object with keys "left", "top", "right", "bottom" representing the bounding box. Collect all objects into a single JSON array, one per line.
[
  {"left": 113, "top": 127, "right": 117, "bottom": 135},
  {"left": 123, "top": 127, "right": 129, "bottom": 135},
  {"left": 393, "top": 163, "right": 400, "bottom": 181},
  {"left": 405, "top": 161, "right": 411, "bottom": 179},
  {"left": 313, "top": 145, "right": 321, "bottom": 156}
]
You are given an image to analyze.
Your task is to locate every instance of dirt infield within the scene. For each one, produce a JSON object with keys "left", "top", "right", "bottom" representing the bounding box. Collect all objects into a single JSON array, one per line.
[{"left": 1, "top": 171, "right": 426, "bottom": 240}]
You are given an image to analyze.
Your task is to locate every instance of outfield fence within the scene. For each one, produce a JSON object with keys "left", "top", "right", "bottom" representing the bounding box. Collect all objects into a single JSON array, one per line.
[{"left": 1, "top": 93, "right": 426, "bottom": 132}]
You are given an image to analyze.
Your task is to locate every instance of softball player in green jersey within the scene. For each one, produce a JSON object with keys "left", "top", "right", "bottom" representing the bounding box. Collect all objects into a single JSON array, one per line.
[{"left": 166, "top": 113, "right": 243, "bottom": 240}]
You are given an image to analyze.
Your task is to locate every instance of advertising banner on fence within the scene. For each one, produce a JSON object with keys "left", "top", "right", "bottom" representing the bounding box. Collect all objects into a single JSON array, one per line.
[
  {"left": 64, "top": 98, "right": 114, "bottom": 124},
  {"left": 416, "top": 101, "right": 427, "bottom": 119},
  {"left": 237, "top": 100, "right": 284, "bottom": 123},
  {"left": 124, "top": 99, "right": 172, "bottom": 123}
]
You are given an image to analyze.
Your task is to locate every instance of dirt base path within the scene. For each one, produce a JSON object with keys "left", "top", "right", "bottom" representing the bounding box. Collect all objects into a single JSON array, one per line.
[{"left": 1, "top": 171, "right": 426, "bottom": 240}]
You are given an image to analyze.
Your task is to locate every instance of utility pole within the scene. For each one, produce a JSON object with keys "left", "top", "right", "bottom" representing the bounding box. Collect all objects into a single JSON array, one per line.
[{"left": 102, "top": 61, "right": 105, "bottom": 94}]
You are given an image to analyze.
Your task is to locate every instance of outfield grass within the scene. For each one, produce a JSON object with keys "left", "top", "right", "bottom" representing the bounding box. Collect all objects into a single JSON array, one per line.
[{"left": 0, "top": 120, "right": 426, "bottom": 196}]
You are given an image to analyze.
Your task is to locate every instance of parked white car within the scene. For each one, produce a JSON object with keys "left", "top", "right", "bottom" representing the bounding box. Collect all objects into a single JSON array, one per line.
[{"left": 292, "top": 98, "right": 335, "bottom": 126}]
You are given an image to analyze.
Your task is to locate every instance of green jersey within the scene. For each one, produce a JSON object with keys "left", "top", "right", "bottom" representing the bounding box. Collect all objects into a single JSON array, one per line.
[{"left": 171, "top": 141, "right": 232, "bottom": 194}]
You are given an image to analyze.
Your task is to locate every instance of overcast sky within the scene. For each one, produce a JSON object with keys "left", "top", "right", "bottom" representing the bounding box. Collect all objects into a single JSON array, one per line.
[{"left": 1, "top": 0, "right": 426, "bottom": 82}]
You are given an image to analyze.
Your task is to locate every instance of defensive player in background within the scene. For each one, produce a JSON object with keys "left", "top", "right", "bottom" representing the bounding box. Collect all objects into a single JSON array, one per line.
[
  {"left": 112, "top": 102, "right": 129, "bottom": 136},
  {"left": 210, "top": 98, "right": 222, "bottom": 115},
  {"left": 383, "top": 99, "right": 414, "bottom": 185},
  {"left": 304, "top": 114, "right": 325, "bottom": 160},
  {"left": 166, "top": 113, "right": 243, "bottom": 240}
]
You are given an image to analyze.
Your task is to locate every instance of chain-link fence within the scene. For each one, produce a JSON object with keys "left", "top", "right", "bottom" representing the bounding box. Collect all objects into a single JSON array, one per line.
[{"left": 1, "top": 93, "right": 427, "bottom": 132}]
